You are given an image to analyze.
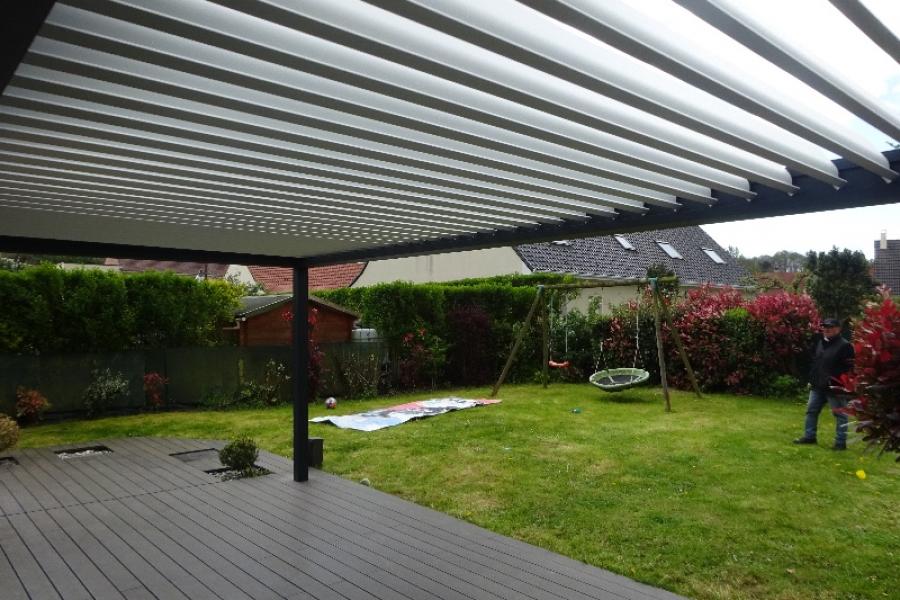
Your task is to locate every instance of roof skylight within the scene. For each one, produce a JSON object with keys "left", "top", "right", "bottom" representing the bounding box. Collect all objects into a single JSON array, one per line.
[
  {"left": 614, "top": 234, "right": 635, "bottom": 250},
  {"left": 702, "top": 248, "right": 726, "bottom": 264},
  {"left": 656, "top": 241, "right": 683, "bottom": 259}
]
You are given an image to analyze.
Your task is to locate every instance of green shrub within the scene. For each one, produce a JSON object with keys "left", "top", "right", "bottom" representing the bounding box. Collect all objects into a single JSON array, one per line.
[
  {"left": 219, "top": 437, "right": 258, "bottom": 472},
  {"left": 0, "top": 415, "right": 19, "bottom": 453},
  {"left": 319, "top": 278, "right": 547, "bottom": 389},
  {"left": 0, "top": 265, "right": 242, "bottom": 354},
  {"left": 762, "top": 375, "right": 805, "bottom": 400},
  {"left": 82, "top": 368, "right": 129, "bottom": 417},
  {"left": 328, "top": 350, "right": 383, "bottom": 399},
  {"left": 231, "top": 360, "right": 291, "bottom": 407}
]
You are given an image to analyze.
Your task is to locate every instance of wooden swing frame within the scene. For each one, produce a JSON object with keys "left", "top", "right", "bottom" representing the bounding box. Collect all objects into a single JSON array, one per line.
[{"left": 490, "top": 277, "right": 702, "bottom": 411}]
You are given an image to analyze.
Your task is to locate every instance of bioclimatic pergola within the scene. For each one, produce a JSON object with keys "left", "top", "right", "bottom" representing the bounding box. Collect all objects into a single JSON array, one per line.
[{"left": 2, "top": 0, "right": 899, "bottom": 481}]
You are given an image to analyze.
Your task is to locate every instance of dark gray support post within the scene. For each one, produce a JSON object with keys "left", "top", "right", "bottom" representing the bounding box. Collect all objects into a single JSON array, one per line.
[{"left": 292, "top": 259, "right": 309, "bottom": 482}]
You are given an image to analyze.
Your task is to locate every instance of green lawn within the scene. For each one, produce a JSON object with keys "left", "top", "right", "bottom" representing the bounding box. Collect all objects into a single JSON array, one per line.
[{"left": 18, "top": 384, "right": 900, "bottom": 600}]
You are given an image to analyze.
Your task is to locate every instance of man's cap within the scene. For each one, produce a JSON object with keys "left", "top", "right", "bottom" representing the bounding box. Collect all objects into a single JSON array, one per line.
[{"left": 820, "top": 317, "right": 841, "bottom": 327}]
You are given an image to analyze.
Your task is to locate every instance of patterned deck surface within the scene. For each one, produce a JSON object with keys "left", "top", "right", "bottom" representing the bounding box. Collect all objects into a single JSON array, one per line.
[{"left": 0, "top": 438, "right": 685, "bottom": 599}]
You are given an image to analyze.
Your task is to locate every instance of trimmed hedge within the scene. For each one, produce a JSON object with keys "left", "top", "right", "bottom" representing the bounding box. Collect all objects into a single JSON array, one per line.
[
  {"left": 0, "top": 265, "right": 242, "bottom": 354},
  {"left": 319, "top": 275, "right": 572, "bottom": 387}
]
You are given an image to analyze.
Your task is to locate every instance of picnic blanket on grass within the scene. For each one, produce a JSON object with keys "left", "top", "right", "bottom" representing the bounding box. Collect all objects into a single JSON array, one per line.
[{"left": 310, "top": 397, "right": 501, "bottom": 431}]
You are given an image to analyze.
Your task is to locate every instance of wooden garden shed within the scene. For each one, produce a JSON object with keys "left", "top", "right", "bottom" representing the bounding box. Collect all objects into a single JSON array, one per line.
[{"left": 234, "top": 294, "right": 359, "bottom": 346}]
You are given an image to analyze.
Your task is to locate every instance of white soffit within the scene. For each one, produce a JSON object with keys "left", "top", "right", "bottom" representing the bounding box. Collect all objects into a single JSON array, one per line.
[{"left": 0, "top": 0, "right": 898, "bottom": 261}]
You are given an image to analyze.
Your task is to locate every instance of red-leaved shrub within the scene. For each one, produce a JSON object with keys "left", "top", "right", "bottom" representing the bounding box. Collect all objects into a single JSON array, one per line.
[
  {"left": 15, "top": 387, "right": 51, "bottom": 423},
  {"left": 142, "top": 372, "right": 168, "bottom": 409},
  {"left": 281, "top": 307, "right": 324, "bottom": 401},
  {"left": 603, "top": 285, "right": 819, "bottom": 395},
  {"left": 837, "top": 288, "right": 900, "bottom": 459},
  {"left": 668, "top": 286, "right": 752, "bottom": 391},
  {"left": 446, "top": 304, "right": 494, "bottom": 386},
  {"left": 747, "top": 291, "right": 819, "bottom": 373}
]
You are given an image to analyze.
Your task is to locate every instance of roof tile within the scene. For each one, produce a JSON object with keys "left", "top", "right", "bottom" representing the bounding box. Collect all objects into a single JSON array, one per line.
[
  {"left": 247, "top": 263, "right": 366, "bottom": 293},
  {"left": 515, "top": 226, "right": 749, "bottom": 286}
]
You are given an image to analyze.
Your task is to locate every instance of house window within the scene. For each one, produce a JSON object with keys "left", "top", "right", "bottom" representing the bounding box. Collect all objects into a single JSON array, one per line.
[
  {"left": 656, "top": 241, "right": 683, "bottom": 259},
  {"left": 614, "top": 234, "right": 635, "bottom": 250},
  {"left": 702, "top": 247, "right": 726, "bottom": 264}
]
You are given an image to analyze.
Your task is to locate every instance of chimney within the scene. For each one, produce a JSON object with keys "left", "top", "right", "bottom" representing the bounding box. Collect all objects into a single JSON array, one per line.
[{"left": 881, "top": 230, "right": 888, "bottom": 250}]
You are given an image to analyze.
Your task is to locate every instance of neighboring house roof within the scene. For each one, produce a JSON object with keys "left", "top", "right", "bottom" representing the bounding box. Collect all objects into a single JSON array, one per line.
[
  {"left": 106, "top": 258, "right": 229, "bottom": 278},
  {"left": 756, "top": 271, "right": 799, "bottom": 285},
  {"left": 247, "top": 263, "right": 367, "bottom": 293},
  {"left": 514, "top": 226, "right": 749, "bottom": 286},
  {"left": 874, "top": 238, "right": 900, "bottom": 293},
  {"left": 310, "top": 263, "right": 367, "bottom": 290},
  {"left": 235, "top": 294, "right": 360, "bottom": 319},
  {"left": 246, "top": 266, "right": 292, "bottom": 293}
]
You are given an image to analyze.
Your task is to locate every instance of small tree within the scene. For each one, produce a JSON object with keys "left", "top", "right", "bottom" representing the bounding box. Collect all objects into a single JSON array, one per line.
[{"left": 805, "top": 247, "right": 876, "bottom": 321}]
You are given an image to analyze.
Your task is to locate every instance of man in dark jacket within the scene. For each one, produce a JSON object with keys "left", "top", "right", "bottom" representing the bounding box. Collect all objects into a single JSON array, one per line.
[{"left": 794, "top": 317, "right": 855, "bottom": 450}]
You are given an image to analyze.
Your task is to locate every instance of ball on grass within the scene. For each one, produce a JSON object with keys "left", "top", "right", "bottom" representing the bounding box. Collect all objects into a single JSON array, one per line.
[{"left": 325, "top": 397, "right": 337, "bottom": 409}]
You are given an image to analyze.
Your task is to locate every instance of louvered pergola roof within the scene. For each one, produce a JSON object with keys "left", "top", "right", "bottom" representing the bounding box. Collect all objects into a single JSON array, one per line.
[{"left": 1, "top": 0, "right": 899, "bottom": 267}]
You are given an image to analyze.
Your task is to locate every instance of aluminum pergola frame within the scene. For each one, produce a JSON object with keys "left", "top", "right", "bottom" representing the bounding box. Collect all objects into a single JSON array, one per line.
[{"left": 2, "top": 0, "right": 900, "bottom": 481}]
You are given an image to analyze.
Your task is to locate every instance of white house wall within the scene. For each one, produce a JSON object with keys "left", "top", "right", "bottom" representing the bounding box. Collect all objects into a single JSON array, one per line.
[
  {"left": 225, "top": 264, "right": 256, "bottom": 286},
  {"left": 353, "top": 246, "right": 529, "bottom": 286},
  {"left": 566, "top": 285, "right": 643, "bottom": 315}
]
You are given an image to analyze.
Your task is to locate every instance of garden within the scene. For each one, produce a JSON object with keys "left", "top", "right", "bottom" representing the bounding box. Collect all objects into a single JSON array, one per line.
[
  {"left": 2, "top": 262, "right": 899, "bottom": 600},
  {"left": 12, "top": 384, "right": 900, "bottom": 600}
]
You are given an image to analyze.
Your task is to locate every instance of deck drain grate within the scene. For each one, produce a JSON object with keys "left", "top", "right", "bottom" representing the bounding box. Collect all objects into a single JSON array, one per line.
[
  {"left": 170, "top": 448, "right": 219, "bottom": 463},
  {"left": 56, "top": 445, "right": 113, "bottom": 459}
]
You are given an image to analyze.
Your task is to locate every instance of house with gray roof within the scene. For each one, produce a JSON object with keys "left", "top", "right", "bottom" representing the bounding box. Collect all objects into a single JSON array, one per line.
[
  {"left": 874, "top": 231, "right": 899, "bottom": 294},
  {"left": 353, "top": 225, "right": 750, "bottom": 313}
]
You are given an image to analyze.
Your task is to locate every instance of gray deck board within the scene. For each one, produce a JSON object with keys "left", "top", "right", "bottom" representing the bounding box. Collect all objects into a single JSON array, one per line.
[{"left": 0, "top": 437, "right": 686, "bottom": 600}]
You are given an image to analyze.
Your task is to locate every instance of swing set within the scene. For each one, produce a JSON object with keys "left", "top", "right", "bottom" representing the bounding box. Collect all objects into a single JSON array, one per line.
[{"left": 490, "top": 277, "right": 702, "bottom": 412}]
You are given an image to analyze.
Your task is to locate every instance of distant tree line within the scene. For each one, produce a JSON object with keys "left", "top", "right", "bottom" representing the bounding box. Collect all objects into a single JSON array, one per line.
[{"left": 728, "top": 245, "right": 878, "bottom": 322}]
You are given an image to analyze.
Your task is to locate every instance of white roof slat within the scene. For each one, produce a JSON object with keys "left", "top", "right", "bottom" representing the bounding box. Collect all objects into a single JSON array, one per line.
[
  {"left": 829, "top": 0, "right": 900, "bottom": 64},
  {"left": 0, "top": 160, "right": 527, "bottom": 235},
  {"left": 0, "top": 191, "right": 422, "bottom": 244},
  {"left": 36, "top": 7, "right": 717, "bottom": 205},
  {"left": 0, "top": 174, "right": 483, "bottom": 241},
  {"left": 0, "top": 126, "right": 589, "bottom": 223},
  {"left": 189, "top": 0, "right": 792, "bottom": 193},
  {"left": 325, "top": 0, "right": 839, "bottom": 186},
  {"left": 670, "top": 0, "right": 900, "bottom": 163},
  {"left": 4, "top": 69, "right": 655, "bottom": 212},
  {"left": 0, "top": 93, "right": 630, "bottom": 216}
]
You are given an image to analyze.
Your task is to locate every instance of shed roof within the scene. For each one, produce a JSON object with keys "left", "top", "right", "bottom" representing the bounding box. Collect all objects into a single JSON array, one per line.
[
  {"left": 236, "top": 294, "right": 360, "bottom": 320},
  {"left": 1, "top": 1, "right": 898, "bottom": 266}
]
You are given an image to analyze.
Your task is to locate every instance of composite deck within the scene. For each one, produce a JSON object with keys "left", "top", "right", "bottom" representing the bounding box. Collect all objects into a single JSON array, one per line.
[{"left": 0, "top": 438, "right": 685, "bottom": 600}]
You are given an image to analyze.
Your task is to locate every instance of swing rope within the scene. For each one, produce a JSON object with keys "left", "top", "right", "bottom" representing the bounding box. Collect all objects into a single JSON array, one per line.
[{"left": 548, "top": 290, "right": 571, "bottom": 369}]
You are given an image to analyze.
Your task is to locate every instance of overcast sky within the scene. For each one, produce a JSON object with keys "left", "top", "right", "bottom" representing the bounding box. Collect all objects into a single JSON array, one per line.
[{"left": 634, "top": 0, "right": 900, "bottom": 260}]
